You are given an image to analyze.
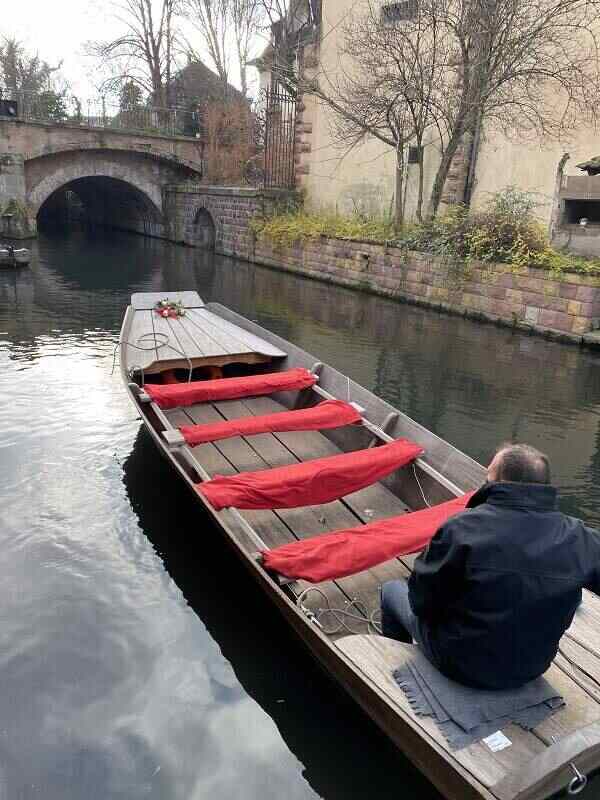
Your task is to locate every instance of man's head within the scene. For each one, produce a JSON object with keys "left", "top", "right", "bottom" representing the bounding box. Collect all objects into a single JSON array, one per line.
[{"left": 487, "top": 443, "right": 551, "bottom": 485}]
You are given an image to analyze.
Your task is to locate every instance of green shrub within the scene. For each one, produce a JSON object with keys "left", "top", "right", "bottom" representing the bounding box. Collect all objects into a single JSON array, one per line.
[
  {"left": 250, "top": 211, "right": 398, "bottom": 248},
  {"left": 251, "top": 189, "right": 600, "bottom": 276}
]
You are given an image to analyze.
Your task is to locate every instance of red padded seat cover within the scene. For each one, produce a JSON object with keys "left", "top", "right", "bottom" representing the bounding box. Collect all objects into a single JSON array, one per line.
[
  {"left": 144, "top": 368, "right": 316, "bottom": 409},
  {"left": 261, "top": 492, "right": 473, "bottom": 581},
  {"left": 196, "top": 438, "right": 423, "bottom": 510},
  {"left": 180, "top": 400, "right": 361, "bottom": 446}
]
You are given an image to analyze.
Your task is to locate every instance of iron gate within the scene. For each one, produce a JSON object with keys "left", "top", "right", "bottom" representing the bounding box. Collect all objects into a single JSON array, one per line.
[{"left": 263, "top": 89, "right": 297, "bottom": 189}]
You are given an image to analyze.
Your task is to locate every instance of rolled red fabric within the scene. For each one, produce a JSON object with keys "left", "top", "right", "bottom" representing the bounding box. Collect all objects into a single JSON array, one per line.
[
  {"left": 144, "top": 368, "right": 316, "bottom": 410},
  {"left": 180, "top": 400, "right": 361, "bottom": 446},
  {"left": 261, "top": 492, "right": 473, "bottom": 582},
  {"left": 197, "top": 438, "right": 423, "bottom": 510}
]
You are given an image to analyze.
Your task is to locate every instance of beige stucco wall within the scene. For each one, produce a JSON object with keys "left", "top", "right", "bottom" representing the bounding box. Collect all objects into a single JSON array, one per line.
[
  {"left": 296, "top": 0, "right": 600, "bottom": 224},
  {"left": 301, "top": 0, "right": 397, "bottom": 216},
  {"left": 471, "top": 128, "right": 600, "bottom": 227}
]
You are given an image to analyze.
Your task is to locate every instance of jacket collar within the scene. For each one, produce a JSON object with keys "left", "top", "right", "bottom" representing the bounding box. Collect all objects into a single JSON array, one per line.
[{"left": 467, "top": 481, "right": 558, "bottom": 511}]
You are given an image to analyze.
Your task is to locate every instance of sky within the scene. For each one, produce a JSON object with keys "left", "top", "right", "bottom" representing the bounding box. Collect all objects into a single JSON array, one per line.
[{"left": 3, "top": 0, "right": 259, "bottom": 100}]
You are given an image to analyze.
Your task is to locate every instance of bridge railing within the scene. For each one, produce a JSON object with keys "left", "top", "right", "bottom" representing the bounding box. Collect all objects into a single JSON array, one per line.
[{"left": 0, "top": 87, "right": 200, "bottom": 138}]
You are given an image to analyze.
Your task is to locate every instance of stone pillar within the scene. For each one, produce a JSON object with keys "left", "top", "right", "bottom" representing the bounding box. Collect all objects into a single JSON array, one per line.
[
  {"left": 294, "top": 42, "right": 319, "bottom": 190},
  {"left": 0, "top": 154, "right": 36, "bottom": 238}
]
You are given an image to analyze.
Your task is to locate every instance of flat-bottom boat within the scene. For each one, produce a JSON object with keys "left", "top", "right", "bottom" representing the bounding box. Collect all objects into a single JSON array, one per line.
[{"left": 121, "top": 290, "right": 600, "bottom": 800}]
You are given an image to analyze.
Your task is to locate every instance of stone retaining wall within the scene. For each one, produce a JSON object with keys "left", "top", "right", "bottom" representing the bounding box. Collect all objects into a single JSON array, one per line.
[
  {"left": 249, "top": 237, "right": 600, "bottom": 342},
  {"left": 164, "top": 185, "right": 290, "bottom": 258}
]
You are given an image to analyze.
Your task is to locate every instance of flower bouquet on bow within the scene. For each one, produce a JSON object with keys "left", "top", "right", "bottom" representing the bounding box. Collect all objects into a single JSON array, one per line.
[{"left": 154, "top": 298, "right": 186, "bottom": 318}]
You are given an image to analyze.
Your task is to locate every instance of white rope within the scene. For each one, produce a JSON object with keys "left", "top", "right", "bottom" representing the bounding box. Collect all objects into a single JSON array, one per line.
[
  {"left": 111, "top": 329, "right": 194, "bottom": 382},
  {"left": 412, "top": 462, "right": 432, "bottom": 508},
  {"left": 296, "top": 586, "right": 382, "bottom": 635}
]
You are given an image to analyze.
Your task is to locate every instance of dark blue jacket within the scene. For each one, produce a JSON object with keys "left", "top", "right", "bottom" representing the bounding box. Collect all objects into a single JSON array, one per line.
[{"left": 408, "top": 482, "right": 600, "bottom": 689}]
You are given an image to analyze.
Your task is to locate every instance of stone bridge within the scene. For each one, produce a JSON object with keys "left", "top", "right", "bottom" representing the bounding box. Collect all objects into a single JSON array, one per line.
[{"left": 0, "top": 118, "right": 205, "bottom": 238}]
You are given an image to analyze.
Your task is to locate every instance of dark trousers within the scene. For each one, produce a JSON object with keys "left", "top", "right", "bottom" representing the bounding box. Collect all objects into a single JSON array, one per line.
[{"left": 380, "top": 579, "right": 440, "bottom": 667}]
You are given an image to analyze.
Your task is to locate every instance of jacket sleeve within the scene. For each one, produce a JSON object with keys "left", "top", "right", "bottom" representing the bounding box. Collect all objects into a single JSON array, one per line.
[
  {"left": 408, "top": 520, "right": 467, "bottom": 623},
  {"left": 582, "top": 525, "right": 600, "bottom": 595}
]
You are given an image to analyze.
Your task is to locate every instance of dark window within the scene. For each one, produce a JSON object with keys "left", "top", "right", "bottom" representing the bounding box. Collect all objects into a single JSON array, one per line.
[
  {"left": 563, "top": 198, "right": 600, "bottom": 224},
  {"left": 408, "top": 145, "right": 422, "bottom": 164},
  {"left": 381, "top": 0, "right": 417, "bottom": 23}
]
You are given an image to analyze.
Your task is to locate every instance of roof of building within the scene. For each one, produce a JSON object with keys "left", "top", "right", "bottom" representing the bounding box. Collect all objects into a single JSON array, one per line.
[{"left": 171, "top": 60, "right": 245, "bottom": 105}]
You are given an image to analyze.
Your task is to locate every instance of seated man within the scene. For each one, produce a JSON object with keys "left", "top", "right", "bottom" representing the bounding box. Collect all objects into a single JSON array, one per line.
[{"left": 380, "top": 443, "right": 600, "bottom": 690}]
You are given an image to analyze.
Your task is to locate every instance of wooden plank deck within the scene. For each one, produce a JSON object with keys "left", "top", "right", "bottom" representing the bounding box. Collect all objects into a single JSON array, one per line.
[{"left": 125, "top": 305, "right": 287, "bottom": 375}]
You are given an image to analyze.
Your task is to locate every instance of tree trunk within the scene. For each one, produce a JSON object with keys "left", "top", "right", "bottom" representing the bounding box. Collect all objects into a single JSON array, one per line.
[
  {"left": 395, "top": 148, "right": 405, "bottom": 226},
  {"left": 416, "top": 137, "right": 424, "bottom": 222},
  {"left": 427, "top": 122, "right": 466, "bottom": 219},
  {"left": 549, "top": 152, "right": 570, "bottom": 240}
]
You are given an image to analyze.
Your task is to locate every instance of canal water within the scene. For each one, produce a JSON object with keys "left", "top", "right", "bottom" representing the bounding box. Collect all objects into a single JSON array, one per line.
[{"left": 2, "top": 227, "right": 600, "bottom": 799}]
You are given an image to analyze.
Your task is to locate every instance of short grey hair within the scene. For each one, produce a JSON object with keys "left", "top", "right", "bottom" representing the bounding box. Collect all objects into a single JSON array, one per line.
[{"left": 494, "top": 443, "right": 551, "bottom": 484}]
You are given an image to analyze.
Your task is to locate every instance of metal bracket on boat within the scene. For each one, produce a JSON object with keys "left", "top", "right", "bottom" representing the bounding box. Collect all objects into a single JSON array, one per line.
[
  {"left": 162, "top": 429, "right": 186, "bottom": 447},
  {"left": 298, "top": 600, "right": 324, "bottom": 629},
  {"left": 551, "top": 736, "right": 588, "bottom": 795},
  {"left": 128, "top": 382, "right": 151, "bottom": 403}
]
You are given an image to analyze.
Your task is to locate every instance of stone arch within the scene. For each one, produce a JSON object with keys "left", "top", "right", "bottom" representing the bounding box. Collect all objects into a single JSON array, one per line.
[
  {"left": 27, "top": 153, "right": 164, "bottom": 218},
  {"left": 25, "top": 143, "right": 204, "bottom": 177},
  {"left": 183, "top": 198, "right": 223, "bottom": 249},
  {"left": 36, "top": 176, "right": 164, "bottom": 237},
  {"left": 192, "top": 208, "right": 216, "bottom": 250}
]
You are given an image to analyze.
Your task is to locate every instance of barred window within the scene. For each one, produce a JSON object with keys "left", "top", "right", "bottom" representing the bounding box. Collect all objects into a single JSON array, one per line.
[{"left": 381, "top": 0, "right": 417, "bottom": 23}]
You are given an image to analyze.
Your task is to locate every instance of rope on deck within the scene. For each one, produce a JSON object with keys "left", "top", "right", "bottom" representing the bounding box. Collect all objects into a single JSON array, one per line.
[
  {"left": 296, "top": 586, "right": 382, "bottom": 635},
  {"left": 112, "top": 329, "right": 194, "bottom": 382}
]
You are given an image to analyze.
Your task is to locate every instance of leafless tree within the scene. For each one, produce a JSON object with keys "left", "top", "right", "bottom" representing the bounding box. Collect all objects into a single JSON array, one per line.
[
  {"left": 182, "top": 0, "right": 265, "bottom": 97},
  {"left": 320, "top": 5, "right": 446, "bottom": 222},
  {"left": 231, "top": 0, "right": 265, "bottom": 96},
  {"left": 423, "top": 0, "right": 600, "bottom": 217},
  {"left": 282, "top": 0, "right": 600, "bottom": 219},
  {"left": 257, "top": 0, "right": 320, "bottom": 95},
  {"left": 182, "top": 0, "right": 230, "bottom": 86},
  {"left": 86, "top": 0, "right": 180, "bottom": 106}
]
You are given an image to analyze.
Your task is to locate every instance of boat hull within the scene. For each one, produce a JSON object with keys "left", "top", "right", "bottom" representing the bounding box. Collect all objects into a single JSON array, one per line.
[{"left": 120, "top": 295, "right": 600, "bottom": 800}]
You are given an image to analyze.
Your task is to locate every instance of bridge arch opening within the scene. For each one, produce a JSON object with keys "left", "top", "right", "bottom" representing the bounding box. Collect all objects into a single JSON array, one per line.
[
  {"left": 36, "top": 176, "right": 163, "bottom": 237},
  {"left": 193, "top": 208, "right": 216, "bottom": 250}
]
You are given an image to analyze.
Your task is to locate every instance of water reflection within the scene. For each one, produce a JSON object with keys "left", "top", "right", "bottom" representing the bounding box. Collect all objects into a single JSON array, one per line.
[{"left": 1, "top": 227, "right": 600, "bottom": 798}]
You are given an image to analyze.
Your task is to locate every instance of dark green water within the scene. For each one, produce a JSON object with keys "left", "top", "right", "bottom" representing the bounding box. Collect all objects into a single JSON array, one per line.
[{"left": 1, "top": 227, "right": 600, "bottom": 799}]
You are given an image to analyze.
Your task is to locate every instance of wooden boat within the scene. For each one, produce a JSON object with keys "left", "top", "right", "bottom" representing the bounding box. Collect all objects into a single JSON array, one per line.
[
  {"left": 121, "top": 290, "right": 600, "bottom": 800},
  {"left": 0, "top": 246, "right": 30, "bottom": 267}
]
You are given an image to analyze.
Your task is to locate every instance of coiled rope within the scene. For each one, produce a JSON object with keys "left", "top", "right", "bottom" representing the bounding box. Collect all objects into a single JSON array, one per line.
[
  {"left": 296, "top": 586, "right": 382, "bottom": 635},
  {"left": 111, "top": 330, "right": 194, "bottom": 382}
]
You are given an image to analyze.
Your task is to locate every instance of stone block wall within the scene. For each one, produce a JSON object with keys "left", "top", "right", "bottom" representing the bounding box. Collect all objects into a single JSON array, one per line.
[
  {"left": 0, "top": 153, "right": 35, "bottom": 238},
  {"left": 250, "top": 236, "right": 600, "bottom": 340},
  {"left": 163, "top": 186, "right": 600, "bottom": 342},
  {"left": 164, "top": 185, "right": 289, "bottom": 259}
]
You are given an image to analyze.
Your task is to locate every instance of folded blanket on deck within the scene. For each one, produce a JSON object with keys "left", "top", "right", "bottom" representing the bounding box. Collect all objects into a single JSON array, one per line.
[
  {"left": 197, "top": 438, "right": 423, "bottom": 510},
  {"left": 261, "top": 493, "right": 472, "bottom": 582},
  {"left": 144, "top": 368, "right": 316, "bottom": 410},
  {"left": 393, "top": 647, "right": 564, "bottom": 749},
  {"left": 180, "top": 399, "right": 361, "bottom": 446}
]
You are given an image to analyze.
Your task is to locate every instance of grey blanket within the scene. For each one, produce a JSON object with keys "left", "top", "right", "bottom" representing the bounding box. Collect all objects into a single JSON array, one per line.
[{"left": 393, "top": 647, "right": 564, "bottom": 749}]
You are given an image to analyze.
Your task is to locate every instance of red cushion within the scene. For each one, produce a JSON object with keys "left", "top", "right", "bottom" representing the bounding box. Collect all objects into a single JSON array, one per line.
[
  {"left": 197, "top": 438, "right": 423, "bottom": 510},
  {"left": 261, "top": 493, "right": 473, "bottom": 582},
  {"left": 180, "top": 400, "right": 361, "bottom": 446},
  {"left": 144, "top": 368, "right": 316, "bottom": 410}
]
